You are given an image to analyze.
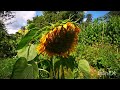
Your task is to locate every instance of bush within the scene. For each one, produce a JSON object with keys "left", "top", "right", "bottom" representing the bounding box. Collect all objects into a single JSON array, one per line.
[{"left": 0, "top": 58, "right": 17, "bottom": 79}]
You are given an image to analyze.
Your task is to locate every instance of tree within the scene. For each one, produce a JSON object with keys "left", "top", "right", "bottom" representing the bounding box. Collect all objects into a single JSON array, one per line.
[
  {"left": 28, "top": 11, "right": 85, "bottom": 29},
  {"left": 98, "top": 11, "right": 120, "bottom": 22},
  {"left": 86, "top": 14, "right": 92, "bottom": 23},
  {"left": 97, "top": 11, "right": 120, "bottom": 46},
  {"left": 0, "top": 11, "right": 17, "bottom": 58},
  {"left": 0, "top": 11, "right": 15, "bottom": 23},
  {"left": 81, "top": 13, "right": 92, "bottom": 27},
  {"left": 43, "top": 11, "right": 85, "bottom": 23},
  {"left": 107, "top": 11, "right": 120, "bottom": 16}
]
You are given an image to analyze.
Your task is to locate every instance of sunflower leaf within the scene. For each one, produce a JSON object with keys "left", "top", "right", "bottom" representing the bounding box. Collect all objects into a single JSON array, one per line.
[
  {"left": 17, "top": 44, "right": 38, "bottom": 61},
  {"left": 17, "top": 28, "right": 39, "bottom": 50},
  {"left": 11, "top": 57, "right": 34, "bottom": 79},
  {"left": 27, "top": 44, "right": 38, "bottom": 61},
  {"left": 78, "top": 59, "right": 90, "bottom": 79},
  {"left": 28, "top": 60, "right": 39, "bottom": 79}
]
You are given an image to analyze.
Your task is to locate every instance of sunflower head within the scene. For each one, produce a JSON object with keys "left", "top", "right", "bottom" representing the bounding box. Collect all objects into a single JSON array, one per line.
[{"left": 36, "top": 22, "right": 80, "bottom": 58}]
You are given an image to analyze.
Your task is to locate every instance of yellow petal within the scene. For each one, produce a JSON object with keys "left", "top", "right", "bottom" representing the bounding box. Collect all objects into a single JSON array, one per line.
[
  {"left": 57, "top": 25, "right": 62, "bottom": 30},
  {"left": 63, "top": 24, "right": 67, "bottom": 29}
]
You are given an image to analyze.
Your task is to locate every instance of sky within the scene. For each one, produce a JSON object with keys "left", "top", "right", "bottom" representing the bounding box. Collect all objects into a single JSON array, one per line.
[
  {"left": 5, "top": 11, "right": 109, "bottom": 34},
  {"left": 86, "top": 11, "right": 109, "bottom": 19}
]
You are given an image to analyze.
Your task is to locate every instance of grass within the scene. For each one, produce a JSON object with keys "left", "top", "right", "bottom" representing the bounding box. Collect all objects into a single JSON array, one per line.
[{"left": 0, "top": 58, "right": 17, "bottom": 79}]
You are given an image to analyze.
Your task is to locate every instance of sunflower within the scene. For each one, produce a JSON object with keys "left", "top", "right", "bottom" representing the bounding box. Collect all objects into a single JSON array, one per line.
[{"left": 36, "top": 22, "right": 80, "bottom": 57}]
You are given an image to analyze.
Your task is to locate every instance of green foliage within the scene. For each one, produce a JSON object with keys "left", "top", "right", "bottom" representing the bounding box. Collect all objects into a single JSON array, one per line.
[
  {"left": 17, "top": 44, "right": 38, "bottom": 61},
  {"left": 0, "top": 21, "right": 17, "bottom": 58},
  {"left": 107, "top": 11, "right": 120, "bottom": 17},
  {"left": 0, "top": 58, "right": 17, "bottom": 79},
  {"left": 27, "top": 23, "right": 36, "bottom": 29},
  {"left": 17, "top": 27, "right": 39, "bottom": 50},
  {"left": 105, "top": 16, "right": 120, "bottom": 46},
  {"left": 79, "top": 19, "right": 107, "bottom": 45},
  {"left": 11, "top": 57, "right": 28, "bottom": 79},
  {"left": 28, "top": 11, "right": 85, "bottom": 29},
  {"left": 17, "top": 46, "right": 29, "bottom": 59},
  {"left": 78, "top": 60, "right": 90, "bottom": 79},
  {"left": 28, "top": 60, "right": 39, "bottom": 79},
  {"left": 11, "top": 57, "right": 39, "bottom": 79},
  {"left": 86, "top": 14, "right": 92, "bottom": 23}
]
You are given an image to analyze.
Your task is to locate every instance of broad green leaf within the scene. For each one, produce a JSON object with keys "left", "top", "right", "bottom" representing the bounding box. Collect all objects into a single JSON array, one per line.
[
  {"left": 17, "top": 44, "right": 38, "bottom": 61},
  {"left": 11, "top": 57, "right": 35, "bottom": 79},
  {"left": 11, "top": 57, "right": 28, "bottom": 79},
  {"left": 78, "top": 59, "right": 90, "bottom": 79},
  {"left": 17, "top": 28, "right": 39, "bottom": 50},
  {"left": 21, "top": 64, "right": 34, "bottom": 79},
  {"left": 27, "top": 23, "right": 36, "bottom": 30},
  {"left": 29, "top": 60, "right": 39, "bottom": 79},
  {"left": 27, "top": 44, "right": 38, "bottom": 61},
  {"left": 17, "top": 46, "right": 28, "bottom": 59}
]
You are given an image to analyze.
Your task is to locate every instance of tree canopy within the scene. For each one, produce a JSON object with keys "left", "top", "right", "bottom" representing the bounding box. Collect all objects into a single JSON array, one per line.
[{"left": 27, "top": 11, "right": 85, "bottom": 29}]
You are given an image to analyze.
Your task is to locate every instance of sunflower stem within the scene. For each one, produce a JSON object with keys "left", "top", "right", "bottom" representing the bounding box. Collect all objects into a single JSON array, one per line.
[
  {"left": 50, "top": 57, "right": 56, "bottom": 79},
  {"left": 50, "top": 57, "right": 53, "bottom": 79},
  {"left": 58, "top": 66, "right": 59, "bottom": 79},
  {"left": 61, "top": 64, "right": 65, "bottom": 79},
  {"left": 50, "top": 68, "right": 53, "bottom": 79},
  {"left": 60, "top": 57, "right": 65, "bottom": 79},
  {"left": 52, "top": 57, "right": 56, "bottom": 79}
]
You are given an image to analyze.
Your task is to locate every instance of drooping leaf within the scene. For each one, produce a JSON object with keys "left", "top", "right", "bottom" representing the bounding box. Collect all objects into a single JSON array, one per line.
[
  {"left": 33, "top": 26, "right": 51, "bottom": 41},
  {"left": 27, "top": 23, "right": 36, "bottom": 30},
  {"left": 78, "top": 59, "right": 90, "bottom": 79},
  {"left": 17, "top": 28, "right": 39, "bottom": 50},
  {"left": 54, "top": 56, "right": 76, "bottom": 71}
]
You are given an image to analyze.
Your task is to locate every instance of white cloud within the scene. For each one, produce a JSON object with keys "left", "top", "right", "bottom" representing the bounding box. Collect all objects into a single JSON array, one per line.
[
  {"left": 5, "top": 11, "right": 36, "bottom": 34},
  {"left": 83, "top": 18, "right": 87, "bottom": 22},
  {"left": 84, "top": 11, "right": 87, "bottom": 14}
]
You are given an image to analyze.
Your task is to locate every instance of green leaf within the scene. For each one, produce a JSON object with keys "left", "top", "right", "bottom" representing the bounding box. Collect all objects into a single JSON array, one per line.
[
  {"left": 78, "top": 59, "right": 90, "bottom": 79},
  {"left": 29, "top": 60, "right": 39, "bottom": 79},
  {"left": 17, "top": 46, "right": 28, "bottom": 59},
  {"left": 21, "top": 64, "right": 34, "bottom": 79},
  {"left": 17, "top": 44, "right": 38, "bottom": 61},
  {"left": 10, "top": 57, "right": 28, "bottom": 79},
  {"left": 33, "top": 26, "right": 50, "bottom": 41},
  {"left": 17, "top": 28, "right": 39, "bottom": 50},
  {"left": 11, "top": 57, "right": 35, "bottom": 79},
  {"left": 27, "top": 23, "right": 36, "bottom": 30},
  {"left": 27, "top": 44, "right": 38, "bottom": 61}
]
